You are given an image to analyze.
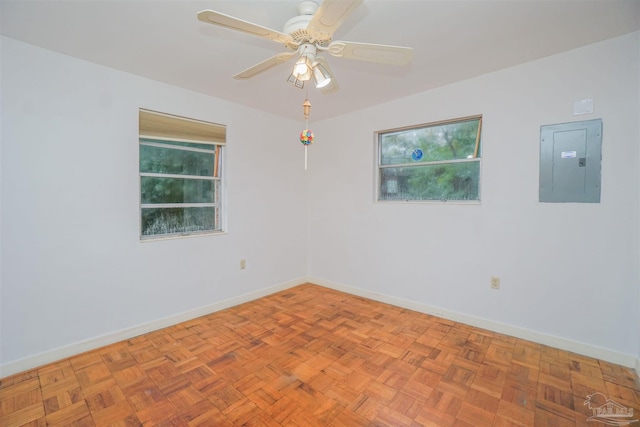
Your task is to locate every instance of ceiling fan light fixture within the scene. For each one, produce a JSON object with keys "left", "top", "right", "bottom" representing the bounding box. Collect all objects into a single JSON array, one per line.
[
  {"left": 287, "top": 73, "right": 305, "bottom": 89},
  {"left": 312, "top": 62, "right": 332, "bottom": 88},
  {"left": 291, "top": 43, "right": 317, "bottom": 81},
  {"left": 292, "top": 54, "right": 314, "bottom": 81}
]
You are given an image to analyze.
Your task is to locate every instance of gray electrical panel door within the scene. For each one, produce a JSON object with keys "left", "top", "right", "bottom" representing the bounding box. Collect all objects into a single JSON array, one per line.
[{"left": 539, "top": 119, "right": 602, "bottom": 203}]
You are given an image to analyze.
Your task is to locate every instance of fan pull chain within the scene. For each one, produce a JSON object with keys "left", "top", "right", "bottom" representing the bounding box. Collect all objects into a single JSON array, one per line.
[
  {"left": 300, "top": 98, "right": 314, "bottom": 170},
  {"left": 305, "top": 116, "right": 309, "bottom": 169}
]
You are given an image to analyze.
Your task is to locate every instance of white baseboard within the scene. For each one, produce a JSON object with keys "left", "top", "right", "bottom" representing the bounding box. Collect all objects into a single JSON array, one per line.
[
  {"left": 0, "top": 277, "right": 308, "bottom": 378},
  {"left": 309, "top": 277, "right": 638, "bottom": 369},
  {"left": 3, "top": 276, "right": 636, "bottom": 378}
]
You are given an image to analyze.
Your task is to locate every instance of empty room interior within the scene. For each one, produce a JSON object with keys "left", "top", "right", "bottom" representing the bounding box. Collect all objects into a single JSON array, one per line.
[{"left": 1, "top": 0, "right": 640, "bottom": 425}]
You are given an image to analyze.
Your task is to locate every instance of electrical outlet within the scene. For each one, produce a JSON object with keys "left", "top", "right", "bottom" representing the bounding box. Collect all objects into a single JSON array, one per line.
[
  {"left": 240, "top": 259, "right": 246, "bottom": 270},
  {"left": 490, "top": 277, "right": 500, "bottom": 289}
]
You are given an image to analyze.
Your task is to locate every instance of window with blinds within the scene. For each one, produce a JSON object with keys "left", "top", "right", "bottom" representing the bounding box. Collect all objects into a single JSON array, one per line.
[{"left": 139, "top": 109, "right": 226, "bottom": 240}]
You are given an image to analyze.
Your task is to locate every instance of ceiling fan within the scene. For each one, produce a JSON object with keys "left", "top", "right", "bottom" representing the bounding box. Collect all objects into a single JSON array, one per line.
[{"left": 197, "top": 0, "right": 413, "bottom": 94}]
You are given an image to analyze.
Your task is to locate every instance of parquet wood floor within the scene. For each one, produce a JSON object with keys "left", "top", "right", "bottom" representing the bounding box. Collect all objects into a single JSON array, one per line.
[{"left": 1, "top": 284, "right": 639, "bottom": 426}]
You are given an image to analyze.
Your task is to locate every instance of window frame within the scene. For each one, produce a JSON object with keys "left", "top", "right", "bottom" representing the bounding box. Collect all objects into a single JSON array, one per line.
[
  {"left": 375, "top": 115, "right": 483, "bottom": 203},
  {"left": 139, "top": 109, "right": 226, "bottom": 241}
]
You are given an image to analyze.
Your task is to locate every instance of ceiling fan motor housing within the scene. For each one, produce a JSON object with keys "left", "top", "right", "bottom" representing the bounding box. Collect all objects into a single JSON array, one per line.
[
  {"left": 297, "top": 0, "right": 318, "bottom": 15},
  {"left": 283, "top": 15, "right": 313, "bottom": 36},
  {"left": 284, "top": 1, "right": 330, "bottom": 46}
]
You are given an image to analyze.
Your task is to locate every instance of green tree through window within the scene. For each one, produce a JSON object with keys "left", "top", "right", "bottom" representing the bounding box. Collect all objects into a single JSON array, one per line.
[
  {"left": 378, "top": 116, "right": 482, "bottom": 202},
  {"left": 139, "top": 110, "right": 225, "bottom": 239}
]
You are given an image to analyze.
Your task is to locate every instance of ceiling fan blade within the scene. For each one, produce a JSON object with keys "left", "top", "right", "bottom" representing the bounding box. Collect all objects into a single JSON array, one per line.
[
  {"left": 233, "top": 51, "right": 297, "bottom": 80},
  {"left": 198, "top": 10, "right": 294, "bottom": 46},
  {"left": 315, "top": 57, "right": 339, "bottom": 94},
  {"left": 327, "top": 41, "right": 413, "bottom": 65},
  {"left": 307, "top": 0, "right": 363, "bottom": 39}
]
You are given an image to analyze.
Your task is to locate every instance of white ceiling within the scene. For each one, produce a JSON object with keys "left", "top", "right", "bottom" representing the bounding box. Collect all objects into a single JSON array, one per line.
[{"left": 2, "top": 0, "right": 639, "bottom": 121}]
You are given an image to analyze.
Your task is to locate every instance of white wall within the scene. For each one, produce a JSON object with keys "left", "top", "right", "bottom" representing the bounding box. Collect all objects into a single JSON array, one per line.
[
  {"left": 308, "top": 32, "right": 640, "bottom": 363},
  {"left": 2, "top": 32, "right": 639, "bottom": 376},
  {"left": 637, "top": 31, "right": 640, "bottom": 373},
  {"left": 0, "top": 37, "right": 308, "bottom": 374}
]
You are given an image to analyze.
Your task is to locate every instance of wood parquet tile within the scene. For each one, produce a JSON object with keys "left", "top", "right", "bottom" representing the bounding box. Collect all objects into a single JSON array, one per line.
[{"left": 1, "top": 283, "right": 639, "bottom": 426}]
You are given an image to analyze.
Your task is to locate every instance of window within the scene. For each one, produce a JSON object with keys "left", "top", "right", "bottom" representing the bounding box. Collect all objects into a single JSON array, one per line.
[
  {"left": 139, "top": 109, "right": 225, "bottom": 240},
  {"left": 377, "top": 115, "right": 482, "bottom": 202}
]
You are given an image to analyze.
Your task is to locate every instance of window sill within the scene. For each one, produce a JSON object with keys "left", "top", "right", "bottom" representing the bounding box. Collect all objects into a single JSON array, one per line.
[
  {"left": 376, "top": 199, "right": 481, "bottom": 205},
  {"left": 140, "top": 230, "right": 227, "bottom": 242}
]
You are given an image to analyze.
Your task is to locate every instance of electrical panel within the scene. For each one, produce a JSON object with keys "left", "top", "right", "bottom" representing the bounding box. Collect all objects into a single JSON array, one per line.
[{"left": 539, "top": 119, "right": 602, "bottom": 203}]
